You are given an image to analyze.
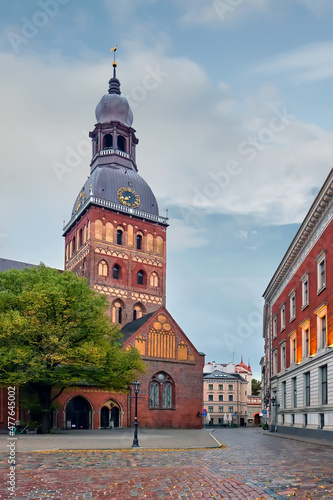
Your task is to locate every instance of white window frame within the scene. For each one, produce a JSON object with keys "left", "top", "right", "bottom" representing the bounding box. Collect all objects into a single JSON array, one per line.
[
  {"left": 301, "top": 273, "right": 309, "bottom": 309},
  {"left": 280, "top": 342, "right": 286, "bottom": 372},
  {"left": 289, "top": 331, "right": 297, "bottom": 366},
  {"left": 301, "top": 320, "right": 310, "bottom": 360},
  {"left": 280, "top": 303, "right": 286, "bottom": 331},
  {"left": 289, "top": 290, "right": 296, "bottom": 321},
  {"left": 316, "top": 250, "right": 326, "bottom": 294},
  {"left": 315, "top": 304, "right": 327, "bottom": 351},
  {"left": 272, "top": 314, "right": 277, "bottom": 339},
  {"left": 272, "top": 349, "right": 278, "bottom": 375}
]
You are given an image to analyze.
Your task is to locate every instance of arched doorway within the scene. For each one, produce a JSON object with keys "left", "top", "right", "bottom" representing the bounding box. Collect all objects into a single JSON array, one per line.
[
  {"left": 100, "top": 400, "right": 122, "bottom": 428},
  {"left": 65, "top": 396, "right": 91, "bottom": 429},
  {"left": 254, "top": 413, "right": 261, "bottom": 426}
]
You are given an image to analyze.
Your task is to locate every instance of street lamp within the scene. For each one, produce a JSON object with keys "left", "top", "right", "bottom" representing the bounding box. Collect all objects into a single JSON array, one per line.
[
  {"left": 271, "top": 397, "right": 279, "bottom": 432},
  {"left": 131, "top": 380, "right": 141, "bottom": 448}
]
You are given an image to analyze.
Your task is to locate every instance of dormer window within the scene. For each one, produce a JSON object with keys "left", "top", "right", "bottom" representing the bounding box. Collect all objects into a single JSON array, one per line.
[
  {"left": 117, "top": 135, "right": 126, "bottom": 152},
  {"left": 103, "top": 134, "right": 113, "bottom": 149}
]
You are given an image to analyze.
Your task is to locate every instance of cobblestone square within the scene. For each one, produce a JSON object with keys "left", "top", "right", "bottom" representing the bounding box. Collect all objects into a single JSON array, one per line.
[{"left": 0, "top": 428, "right": 332, "bottom": 499}]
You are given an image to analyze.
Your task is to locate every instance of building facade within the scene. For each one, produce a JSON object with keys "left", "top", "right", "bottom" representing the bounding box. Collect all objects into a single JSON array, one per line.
[
  {"left": 58, "top": 61, "right": 205, "bottom": 429},
  {"left": 203, "top": 360, "right": 260, "bottom": 426},
  {"left": 263, "top": 170, "right": 333, "bottom": 438},
  {"left": 0, "top": 60, "right": 205, "bottom": 430}
]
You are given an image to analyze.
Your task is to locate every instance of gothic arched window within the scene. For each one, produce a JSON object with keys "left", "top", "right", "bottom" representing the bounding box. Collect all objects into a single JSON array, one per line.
[
  {"left": 113, "top": 264, "right": 121, "bottom": 280},
  {"left": 149, "top": 381, "right": 159, "bottom": 408},
  {"left": 150, "top": 272, "right": 159, "bottom": 287},
  {"left": 98, "top": 260, "right": 108, "bottom": 277},
  {"left": 149, "top": 373, "right": 174, "bottom": 409},
  {"left": 112, "top": 300, "right": 124, "bottom": 324},
  {"left": 137, "top": 270, "right": 145, "bottom": 285}
]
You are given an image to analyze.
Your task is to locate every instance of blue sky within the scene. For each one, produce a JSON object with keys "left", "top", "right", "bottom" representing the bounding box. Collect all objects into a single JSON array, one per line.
[{"left": 1, "top": 0, "right": 333, "bottom": 379}]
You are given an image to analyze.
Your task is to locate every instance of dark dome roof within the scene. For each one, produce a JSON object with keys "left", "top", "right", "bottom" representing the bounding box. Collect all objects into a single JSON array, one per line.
[
  {"left": 72, "top": 166, "right": 159, "bottom": 217},
  {"left": 95, "top": 94, "right": 133, "bottom": 127}
]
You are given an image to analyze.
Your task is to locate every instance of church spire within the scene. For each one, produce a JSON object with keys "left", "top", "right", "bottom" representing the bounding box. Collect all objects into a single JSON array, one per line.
[{"left": 109, "top": 44, "right": 121, "bottom": 95}]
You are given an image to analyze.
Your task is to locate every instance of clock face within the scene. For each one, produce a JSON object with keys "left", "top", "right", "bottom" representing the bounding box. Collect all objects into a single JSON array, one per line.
[
  {"left": 76, "top": 191, "right": 85, "bottom": 211},
  {"left": 117, "top": 187, "right": 140, "bottom": 208}
]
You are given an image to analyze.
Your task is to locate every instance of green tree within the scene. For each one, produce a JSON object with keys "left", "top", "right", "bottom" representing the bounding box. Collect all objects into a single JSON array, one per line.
[
  {"left": 251, "top": 378, "right": 261, "bottom": 396},
  {"left": 0, "top": 265, "right": 145, "bottom": 433}
]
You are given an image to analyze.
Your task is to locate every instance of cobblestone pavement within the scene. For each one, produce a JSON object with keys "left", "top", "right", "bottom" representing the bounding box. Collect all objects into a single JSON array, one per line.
[{"left": 0, "top": 428, "right": 332, "bottom": 499}]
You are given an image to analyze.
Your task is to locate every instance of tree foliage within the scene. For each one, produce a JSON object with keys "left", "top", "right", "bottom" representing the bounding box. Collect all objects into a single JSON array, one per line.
[
  {"left": 0, "top": 265, "right": 145, "bottom": 431},
  {"left": 251, "top": 378, "right": 261, "bottom": 396}
]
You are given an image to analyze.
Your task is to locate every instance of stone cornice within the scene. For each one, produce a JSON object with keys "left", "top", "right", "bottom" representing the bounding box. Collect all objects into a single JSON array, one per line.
[{"left": 263, "top": 170, "right": 333, "bottom": 306}]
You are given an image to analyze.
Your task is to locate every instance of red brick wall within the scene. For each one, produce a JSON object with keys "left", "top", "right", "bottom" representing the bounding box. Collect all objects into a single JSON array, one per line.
[{"left": 271, "top": 219, "right": 333, "bottom": 371}]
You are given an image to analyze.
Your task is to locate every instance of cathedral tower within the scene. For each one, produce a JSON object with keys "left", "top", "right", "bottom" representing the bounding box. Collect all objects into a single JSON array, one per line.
[{"left": 63, "top": 59, "right": 168, "bottom": 325}]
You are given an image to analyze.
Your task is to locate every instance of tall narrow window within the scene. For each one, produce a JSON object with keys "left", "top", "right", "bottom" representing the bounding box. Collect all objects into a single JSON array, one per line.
[
  {"left": 149, "top": 381, "right": 159, "bottom": 408},
  {"left": 317, "top": 252, "right": 326, "bottom": 292},
  {"left": 150, "top": 272, "right": 159, "bottom": 287},
  {"left": 113, "top": 264, "right": 120, "bottom": 280},
  {"left": 321, "top": 365, "right": 328, "bottom": 405},
  {"left": 289, "top": 291, "right": 296, "bottom": 321},
  {"left": 273, "top": 350, "right": 278, "bottom": 375},
  {"left": 98, "top": 260, "right": 108, "bottom": 277},
  {"left": 280, "top": 304, "right": 285, "bottom": 330},
  {"left": 272, "top": 315, "right": 277, "bottom": 339},
  {"left": 136, "top": 234, "right": 142, "bottom": 250},
  {"left": 117, "top": 135, "right": 126, "bottom": 152},
  {"left": 290, "top": 333, "right": 296, "bottom": 365},
  {"left": 292, "top": 377, "right": 297, "bottom": 408},
  {"left": 301, "top": 321, "right": 310, "bottom": 359},
  {"left": 137, "top": 270, "right": 144, "bottom": 285},
  {"left": 281, "top": 344, "right": 286, "bottom": 372},
  {"left": 162, "top": 383, "right": 172, "bottom": 408},
  {"left": 282, "top": 381, "right": 286, "bottom": 408},
  {"left": 103, "top": 134, "right": 113, "bottom": 149},
  {"left": 112, "top": 300, "right": 123, "bottom": 324},
  {"left": 301, "top": 274, "right": 309, "bottom": 308},
  {"left": 117, "top": 229, "right": 123, "bottom": 245},
  {"left": 305, "top": 372, "right": 310, "bottom": 407}
]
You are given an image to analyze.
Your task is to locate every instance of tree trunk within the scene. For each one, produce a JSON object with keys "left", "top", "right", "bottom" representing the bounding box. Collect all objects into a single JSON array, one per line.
[{"left": 28, "top": 383, "right": 53, "bottom": 434}]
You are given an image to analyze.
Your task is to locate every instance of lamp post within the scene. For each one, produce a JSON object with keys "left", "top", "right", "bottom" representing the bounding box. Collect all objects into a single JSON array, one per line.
[
  {"left": 131, "top": 380, "right": 141, "bottom": 448},
  {"left": 264, "top": 397, "right": 269, "bottom": 427},
  {"left": 271, "top": 396, "right": 279, "bottom": 432}
]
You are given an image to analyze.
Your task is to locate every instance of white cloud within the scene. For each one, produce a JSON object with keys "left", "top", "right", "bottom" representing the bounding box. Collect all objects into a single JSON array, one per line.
[
  {"left": 1, "top": 46, "right": 333, "bottom": 270},
  {"left": 253, "top": 41, "right": 333, "bottom": 82},
  {"left": 176, "top": 0, "right": 269, "bottom": 26},
  {"left": 167, "top": 218, "right": 208, "bottom": 252}
]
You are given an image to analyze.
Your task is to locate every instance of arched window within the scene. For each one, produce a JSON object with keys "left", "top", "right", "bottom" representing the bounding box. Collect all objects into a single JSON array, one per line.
[
  {"left": 73, "top": 236, "right": 76, "bottom": 253},
  {"left": 103, "top": 134, "right": 113, "bottom": 149},
  {"left": 149, "top": 373, "right": 174, "bottom": 409},
  {"left": 156, "top": 236, "right": 164, "bottom": 255},
  {"left": 106, "top": 222, "right": 113, "bottom": 242},
  {"left": 95, "top": 219, "right": 103, "bottom": 240},
  {"left": 162, "top": 383, "right": 172, "bottom": 408},
  {"left": 112, "top": 300, "right": 124, "bottom": 324},
  {"left": 113, "top": 264, "right": 121, "bottom": 280},
  {"left": 78, "top": 228, "right": 83, "bottom": 248},
  {"left": 150, "top": 272, "right": 159, "bottom": 287},
  {"left": 117, "top": 229, "right": 123, "bottom": 245},
  {"left": 133, "top": 303, "right": 145, "bottom": 321},
  {"left": 98, "top": 260, "right": 108, "bottom": 277},
  {"left": 137, "top": 270, "right": 145, "bottom": 285},
  {"left": 136, "top": 234, "right": 142, "bottom": 250},
  {"left": 117, "top": 135, "right": 126, "bottom": 152},
  {"left": 147, "top": 233, "right": 154, "bottom": 253},
  {"left": 149, "top": 381, "right": 159, "bottom": 408}
]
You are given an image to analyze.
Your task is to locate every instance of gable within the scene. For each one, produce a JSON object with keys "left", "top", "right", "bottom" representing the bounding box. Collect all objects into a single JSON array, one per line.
[{"left": 123, "top": 306, "right": 202, "bottom": 363}]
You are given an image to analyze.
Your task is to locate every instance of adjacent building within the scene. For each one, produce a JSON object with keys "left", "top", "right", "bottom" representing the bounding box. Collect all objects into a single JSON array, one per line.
[
  {"left": 203, "top": 360, "right": 261, "bottom": 426},
  {"left": 262, "top": 169, "right": 333, "bottom": 438}
]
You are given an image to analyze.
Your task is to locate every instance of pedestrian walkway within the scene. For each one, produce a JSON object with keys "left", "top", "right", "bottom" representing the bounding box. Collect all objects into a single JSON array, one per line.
[
  {"left": 260, "top": 427, "right": 333, "bottom": 448},
  {"left": 0, "top": 428, "right": 220, "bottom": 452}
]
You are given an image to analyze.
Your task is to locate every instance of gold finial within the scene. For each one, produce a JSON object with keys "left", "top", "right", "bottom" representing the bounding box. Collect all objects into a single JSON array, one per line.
[{"left": 110, "top": 44, "right": 117, "bottom": 67}]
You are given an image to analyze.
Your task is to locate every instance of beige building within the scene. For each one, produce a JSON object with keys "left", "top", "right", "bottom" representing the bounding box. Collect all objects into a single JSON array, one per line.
[{"left": 203, "top": 360, "right": 261, "bottom": 426}]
